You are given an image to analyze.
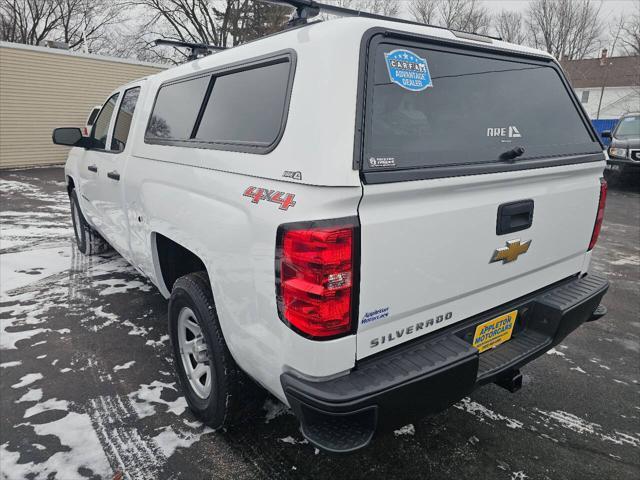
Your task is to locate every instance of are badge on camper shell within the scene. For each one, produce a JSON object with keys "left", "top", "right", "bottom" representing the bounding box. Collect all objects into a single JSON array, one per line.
[{"left": 384, "top": 49, "right": 433, "bottom": 92}]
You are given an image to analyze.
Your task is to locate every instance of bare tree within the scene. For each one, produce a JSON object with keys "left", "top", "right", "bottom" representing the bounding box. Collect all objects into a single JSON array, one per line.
[
  {"left": 318, "top": 0, "right": 400, "bottom": 19},
  {"left": 409, "top": 0, "right": 437, "bottom": 25},
  {"left": 0, "top": 0, "right": 61, "bottom": 45},
  {"left": 619, "top": 5, "right": 640, "bottom": 55},
  {"left": 358, "top": 0, "right": 400, "bottom": 17},
  {"left": 493, "top": 10, "right": 526, "bottom": 44},
  {"left": 133, "top": 0, "right": 231, "bottom": 48},
  {"left": 408, "top": 0, "right": 490, "bottom": 34},
  {"left": 526, "top": 0, "right": 603, "bottom": 60},
  {"left": 133, "top": 0, "right": 289, "bottom": 55},
  {"left": 0, "top": 0, "right": 122, "bottom": 52},
  {"left": 230, "top": 0, "right": 290, "bottom": 44},
  {"left": 55, "top": 0, "right": 122, "bottom": 51},
  {"left": 606, "top": 14, "right": 626, "bottom": 57}
]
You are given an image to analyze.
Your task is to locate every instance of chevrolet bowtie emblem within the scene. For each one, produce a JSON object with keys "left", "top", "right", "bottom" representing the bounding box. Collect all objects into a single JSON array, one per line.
[{"left": 490, "top": 239, "right": 532, "bottom": 264}]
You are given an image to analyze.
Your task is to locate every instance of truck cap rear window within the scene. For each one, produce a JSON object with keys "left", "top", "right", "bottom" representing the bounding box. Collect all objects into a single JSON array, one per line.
[{"left": 363, "top": 41, "right": 601, "bottom": 175}]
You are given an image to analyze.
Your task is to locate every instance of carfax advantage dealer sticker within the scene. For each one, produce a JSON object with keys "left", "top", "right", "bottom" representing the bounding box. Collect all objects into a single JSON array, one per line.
[{"left": 384, "top": 49, "right": 433, "bottom": 92}]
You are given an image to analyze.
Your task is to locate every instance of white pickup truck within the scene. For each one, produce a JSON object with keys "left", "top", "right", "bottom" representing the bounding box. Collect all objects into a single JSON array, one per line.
[{"left": 53, "top": 10, "right": 609, "bottom": 453}]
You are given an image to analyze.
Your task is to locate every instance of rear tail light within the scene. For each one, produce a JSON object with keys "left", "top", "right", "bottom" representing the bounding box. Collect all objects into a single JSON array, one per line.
[
  {"left": 276, "top": 218, "right": 359, "bottom": 339},
  {"left": 588, "top": 178, "right": 607, "bottom": 251}
]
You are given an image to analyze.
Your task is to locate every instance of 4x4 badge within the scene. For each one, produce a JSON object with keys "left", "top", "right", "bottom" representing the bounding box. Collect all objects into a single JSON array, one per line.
[
  {"left": 243, "top": 186, "right": 296, "bottom": 211},
  {"left": 490, "top": 239, "right": 531, "bottom": 264}
]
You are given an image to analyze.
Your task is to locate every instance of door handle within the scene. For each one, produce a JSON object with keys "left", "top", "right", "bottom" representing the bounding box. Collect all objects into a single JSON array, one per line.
[
  {"left": 497, "top": 200, "right": 534, "bottom": 235},
  {"left": 107, "top": 170, "right": 120, "bottom": 181},
  {"left": 87, "top": 165, "right": 98, "bottom": 173}
]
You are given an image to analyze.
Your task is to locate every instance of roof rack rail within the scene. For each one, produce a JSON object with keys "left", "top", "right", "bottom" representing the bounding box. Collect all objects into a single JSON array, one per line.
[
  {"left": 153, "top": 39, "right": 227, "bottom": 61},
  {"left": 259, "top": 0, "right": 501, "bottom": 41}
]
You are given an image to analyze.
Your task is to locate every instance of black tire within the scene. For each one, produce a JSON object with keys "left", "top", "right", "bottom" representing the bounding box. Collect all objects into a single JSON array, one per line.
[
  {"left": 168, "top": 271, "right": 241, "bottom": 429},
  {"left": 69, "top": 189, "right": 110, "bottom": 256}
]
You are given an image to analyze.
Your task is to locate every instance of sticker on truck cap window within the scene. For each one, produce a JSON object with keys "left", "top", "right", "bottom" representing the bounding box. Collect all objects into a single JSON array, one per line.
[
  {"left": 384, "top": 49, "right": 433, "bottom": 92},
  {"left": 368, "top": 157, "right": 396, "bottom": 168},
  {"left": 487, "top": 125, "right": 522, "bottom": 142}
]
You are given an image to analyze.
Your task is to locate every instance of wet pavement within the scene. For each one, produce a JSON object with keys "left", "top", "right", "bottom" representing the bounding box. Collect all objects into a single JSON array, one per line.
[{"left": 1, "top": 167, "right": 639, "bottom": 480}]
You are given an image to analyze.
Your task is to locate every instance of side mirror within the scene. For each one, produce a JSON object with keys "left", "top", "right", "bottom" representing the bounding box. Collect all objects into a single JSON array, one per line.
[
  {"left": 601, "top": 130, "right": 612, "bottom": 139},
  {"left": 52, "top": 127, "right": 89, "bottom": 147}
]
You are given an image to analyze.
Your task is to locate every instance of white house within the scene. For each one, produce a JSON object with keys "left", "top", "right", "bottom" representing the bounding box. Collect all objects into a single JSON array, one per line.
[{"left": 561, "top": 51, "right": 640, "bottom": 120}]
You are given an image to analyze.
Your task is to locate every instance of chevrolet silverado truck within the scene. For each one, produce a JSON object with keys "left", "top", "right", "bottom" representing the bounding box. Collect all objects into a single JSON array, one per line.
[{"left": 52, "top": 1, "right": 610, "bottom": 453}]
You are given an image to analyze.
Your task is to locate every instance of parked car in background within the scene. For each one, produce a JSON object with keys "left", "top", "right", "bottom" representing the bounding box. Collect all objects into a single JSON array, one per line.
[
  {"left": 51, "top": 7, "right": 610, "bottom": 453},
  {"left": 82, "top": 105, "right": 101, "bottom": 136},
  {"left": 603, "top": 113, "right": 640, "bottom": 176}
]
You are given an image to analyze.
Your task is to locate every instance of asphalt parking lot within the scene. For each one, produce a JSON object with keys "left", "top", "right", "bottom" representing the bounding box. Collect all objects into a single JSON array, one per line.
[{"left": 1, "top": 167, "right": 638, "bottom": 480}]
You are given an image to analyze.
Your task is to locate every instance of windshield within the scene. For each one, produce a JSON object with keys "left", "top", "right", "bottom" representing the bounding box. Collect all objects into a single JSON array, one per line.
[
  {"left": 614, "top": 115, "right": 640, "bottom": 138},
  {"left": 363, "top": 42, "right": 600, "bottom": 173}
]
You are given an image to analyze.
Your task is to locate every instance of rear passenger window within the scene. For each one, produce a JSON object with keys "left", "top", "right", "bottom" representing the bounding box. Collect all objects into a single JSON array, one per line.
[
  {"left": 195, "top": 60, "right": 291, "bottom": 146},
  {"left": 146, "top": 76, "right": 210, "bottom": 140},
  {"left": 92, "top": 93, "right": 119, "bottom": 149},
  {"left": 112, "top": 87, "right": 140, "bottom": 152},
  {"left": 145, "top": 55, "right": 293, "bottom": 153}
]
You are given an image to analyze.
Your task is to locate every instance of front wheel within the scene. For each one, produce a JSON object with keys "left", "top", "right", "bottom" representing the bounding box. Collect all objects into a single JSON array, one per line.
[
  {"left": 168, "top": 271, "right": 240, "bottom": 429},
  {"left": 69, "top": 189, "right": 110, "bottom": 255}
]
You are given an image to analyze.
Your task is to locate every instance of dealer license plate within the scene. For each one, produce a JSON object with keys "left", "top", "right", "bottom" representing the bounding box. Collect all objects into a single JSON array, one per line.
[{"left": 472, "top": 310, "right": 518, "bottom": 353}]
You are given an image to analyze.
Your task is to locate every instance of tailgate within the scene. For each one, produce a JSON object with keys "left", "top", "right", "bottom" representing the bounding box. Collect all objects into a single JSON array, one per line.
[
  {"left": 356, "top": 162, "right": 603, "bottom": 358},
  {"left": 355, "top": 32, "right": 605, "bottom": 359}
]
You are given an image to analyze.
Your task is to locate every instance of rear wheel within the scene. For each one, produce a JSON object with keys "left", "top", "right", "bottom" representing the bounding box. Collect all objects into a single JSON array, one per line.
[
  {"left": 168, "top": 271, "right": 241, "bottom": 429},
  {"left": 69, "top": 189, "right": 109, "bottom": 255}
]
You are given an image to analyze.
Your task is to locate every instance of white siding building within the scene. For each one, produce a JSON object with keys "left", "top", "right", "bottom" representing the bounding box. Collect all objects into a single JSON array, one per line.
[
  {"left": 0, "top": 42, "right": 166, "bottom": 169},
  {"left": 561, "top": 52, "right": 640, "bottom": 120}
]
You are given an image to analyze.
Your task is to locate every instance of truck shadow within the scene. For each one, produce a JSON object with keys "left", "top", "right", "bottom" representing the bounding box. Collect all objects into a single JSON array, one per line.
[{"left": 605, "top": 169, "right": 640, "bottom": 193}]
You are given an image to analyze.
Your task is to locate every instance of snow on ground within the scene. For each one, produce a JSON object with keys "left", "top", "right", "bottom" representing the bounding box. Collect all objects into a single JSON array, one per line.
[
  {"left": 0, "top": 176, "right": 71, "bottom": 254},
  {"left": 24, "top": 398, "right": 69, "bottom": 419},
  {"left": 454, "top": 397, "right": 524, "bottom": 430},
  {"left": 11, "top": 373, "right": 43, "bottom": 389},
  {"left": 113, "top": 361, "right": 136, "bottom": 371},
  {"left": 152, "top": 425, "right": 213, "bottom": 458},
  {"left": 17, "top": 388, "right": 43, "bottom": 403},
  {"left": 0, "top": 246, "right": 73, "bottom": 294},
  {"left": 0, "top": 360, "right": 22, "bottom": 368},
  {"left": 0, "top": 172, "right": 191, "bottom": 479},
  {"left": 394, "top": 424, "right": 415, "bottom": 436},
  {"left": 534, "top": 409, "right": 640, "bottom": 447},
  {"left": 128, "top": 381, "right": 188, "bottom": 419},
  {"left": 2, "top": 168, "right": 638, "bottom": 479},
  {"left": 2, "top": 411, "right": 113, "bottom": 480}
]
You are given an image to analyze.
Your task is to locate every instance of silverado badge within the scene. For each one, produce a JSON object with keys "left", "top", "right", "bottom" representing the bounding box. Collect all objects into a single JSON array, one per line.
[{"left": 490, "top": 239, "right": 531, "bottom": 264}]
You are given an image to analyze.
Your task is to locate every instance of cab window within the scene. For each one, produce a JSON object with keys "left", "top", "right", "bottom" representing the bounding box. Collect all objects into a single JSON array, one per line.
[
  {"left": 112, "top": 87, "right": 141, "bottom": 152},
  {"left": 91, "top": 93, "right": 119, "bottom": 149}
]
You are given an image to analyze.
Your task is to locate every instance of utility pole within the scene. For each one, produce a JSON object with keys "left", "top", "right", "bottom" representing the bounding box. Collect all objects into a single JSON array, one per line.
[{"left": 596, "top": 48, "right": 612, "bottom": 120}]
